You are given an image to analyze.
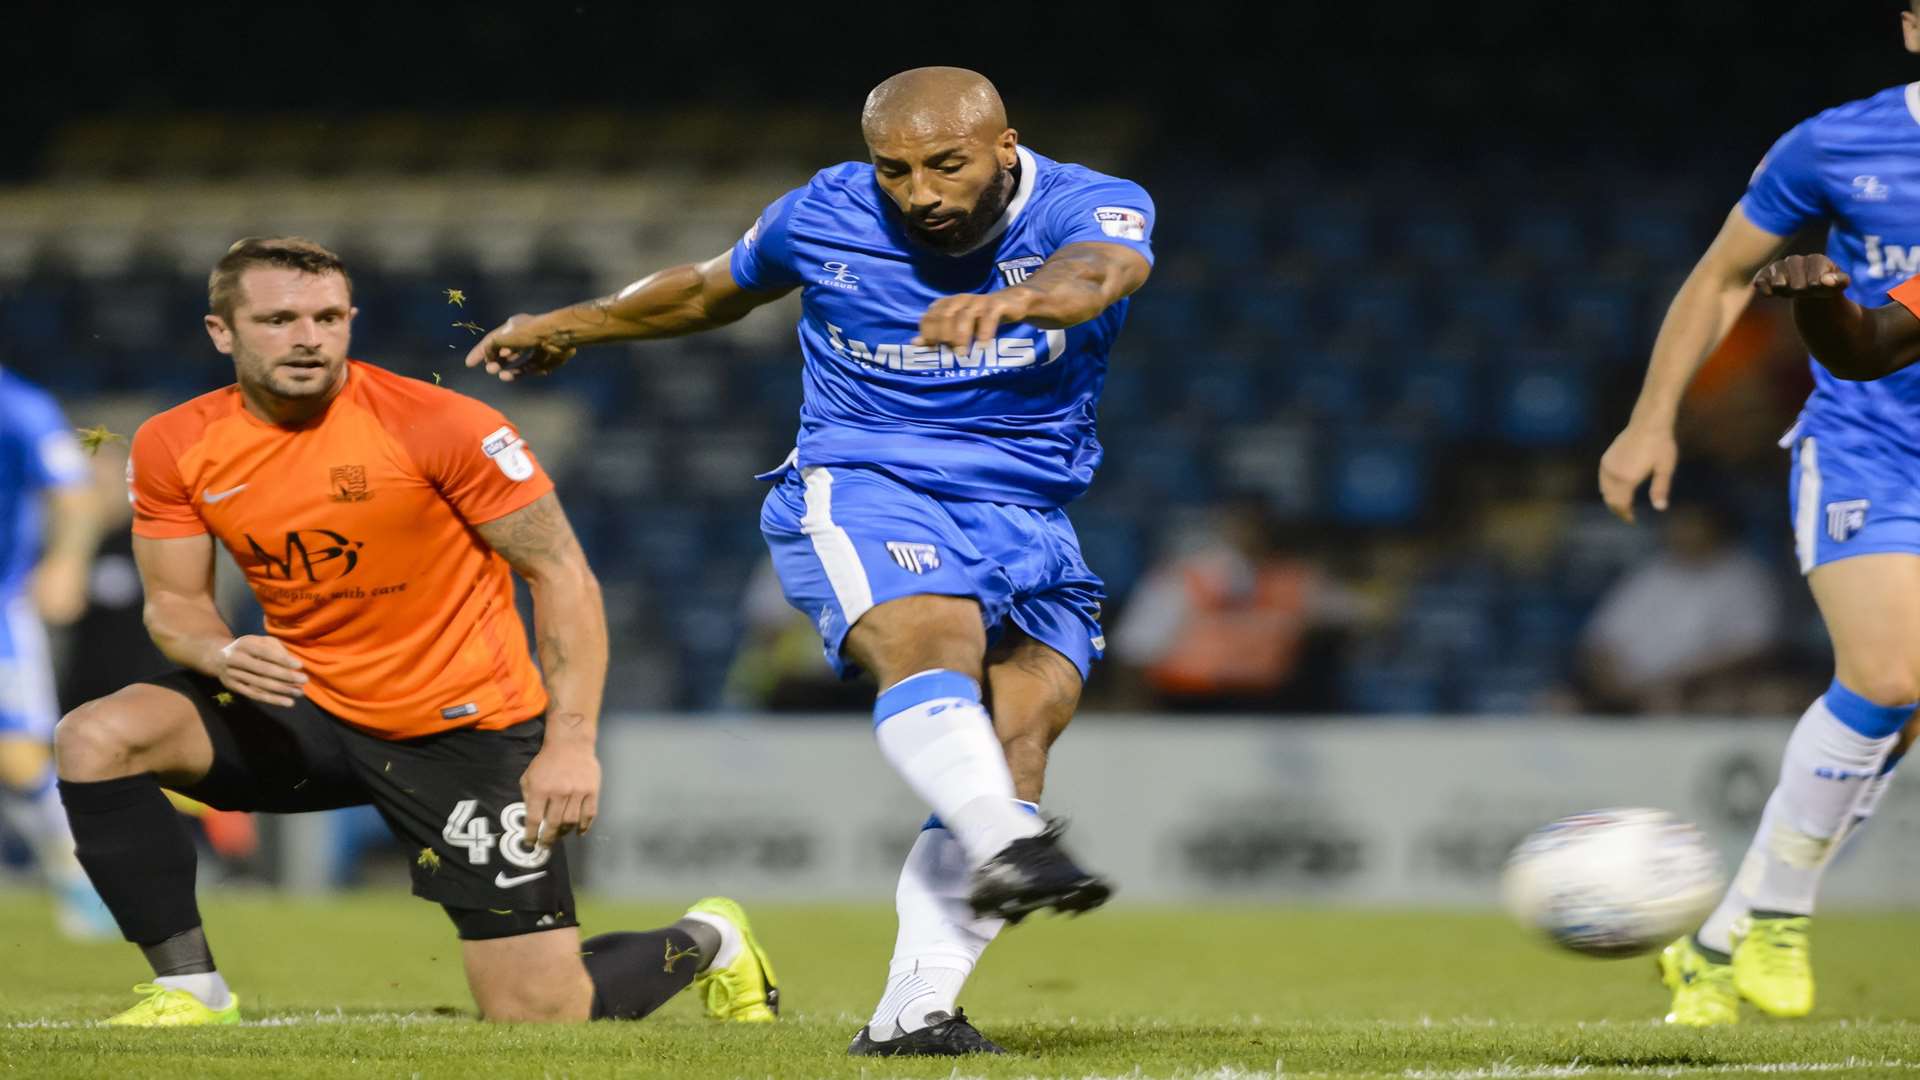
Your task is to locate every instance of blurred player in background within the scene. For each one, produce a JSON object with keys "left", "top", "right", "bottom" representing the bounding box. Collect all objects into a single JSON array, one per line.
[
  {"left": 1598, "top": 2, "right": 1920, "bottom": 1026},
  {"left": 471, "top": 67, "right": 1153, "bottom": 1056},
  {"left": 54, "top": 237, "right": 778, "bottom": 1026},
  {"left": 0, "top": 366, "right": 112, "bottom": 938}
]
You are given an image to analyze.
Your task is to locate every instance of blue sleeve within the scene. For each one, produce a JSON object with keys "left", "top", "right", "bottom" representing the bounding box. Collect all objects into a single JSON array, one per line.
[
  {"left": 2, "top": 384, "right": 87, "bottom": 492},
  {"left": 1040, "top": 175, "right": 1156, "bottom": 266},
  {"left": 1739, "top": 120, "right": 1827, "bottom": 237},
  {"left": 728, "top": 186, "right": 808, "bottom": 292}
]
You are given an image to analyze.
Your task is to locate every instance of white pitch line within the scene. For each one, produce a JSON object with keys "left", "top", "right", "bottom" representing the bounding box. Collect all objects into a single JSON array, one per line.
[
  {"left": 5, "top": 1010, "right": 458, "bottom": 1029},
  {"left": 1401, "top": 1059, "right": 1920, "bottom": 1079}
]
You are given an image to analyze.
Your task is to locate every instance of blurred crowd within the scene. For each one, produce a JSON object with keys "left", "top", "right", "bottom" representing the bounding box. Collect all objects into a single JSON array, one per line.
[{"left": 1, "top": 106, "right": 1838, "bottom": 719}]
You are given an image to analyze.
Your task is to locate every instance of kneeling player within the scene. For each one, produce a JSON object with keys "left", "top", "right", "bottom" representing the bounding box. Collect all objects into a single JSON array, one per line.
[{"left": 54, "top": 237, "right": 777, "bottom": 1025}]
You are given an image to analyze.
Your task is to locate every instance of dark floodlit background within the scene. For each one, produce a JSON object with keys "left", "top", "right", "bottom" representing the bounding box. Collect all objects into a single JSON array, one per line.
[{"left": 6, "top": 1, "right": 1918, "bottom": 903}]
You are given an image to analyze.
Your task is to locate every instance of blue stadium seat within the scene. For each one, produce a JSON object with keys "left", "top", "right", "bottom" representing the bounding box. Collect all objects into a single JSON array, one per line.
[
  {"left": 1400, "top": 581, "right": 1498, "bottom": 664},
  {"left": 1221, "top": 280, "right": 1308, "bottom": 338},
  {"left": 1179, "top": 357, "right": 1268, "bottom": 424},
  {"left": 0, "top": 279, "right": 72, "bottom": 353},
  {"left": 1402, "top": 208, "right": 1479, "bottom": 269},
  {"left": 1069, "top": 512, "right": 1145, "bottom": 601},
  {"left": 1106, "top": 437, "right": 1214, "bottom": 506},
  {"left": 1506, "top": 207, "right": 1589, "bottom": 269},
  {"left": 1278, "top": 361, "right": 1369, "bottom": 422},
  {"left": 1380, "top": 358, "right": 1478, "bottom": 436},
  {"left": 1493, "top": 355, "right": 1594, "bottom": 446},
  {"left": 1440, "top": 280, "right": 1533, "bottom": 343},
  {"left": 1552, "top": 281, "right": 1640, "bottom": 354},
  {"left": 1326, "top": 434, "right": 1429, "bottom": 525},
  {"left": 1341, "top": 658, "right": 1446, "bottom": 714},
  {"left": 1291, "top": 203, "right": 1370, "bottom": 266}
]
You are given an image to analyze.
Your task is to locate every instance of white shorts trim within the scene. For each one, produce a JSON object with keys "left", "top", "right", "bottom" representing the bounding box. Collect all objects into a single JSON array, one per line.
[
  {"left": 1795, "top": 436, "right": 1821, "bottom": 576},
  {"left": 799, "top": 466, "right": 875, "bottom": 627}
]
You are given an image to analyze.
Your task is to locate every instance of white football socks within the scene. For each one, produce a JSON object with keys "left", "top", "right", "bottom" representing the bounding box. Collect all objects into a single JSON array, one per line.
[
  {"left": 872, "top": 670, "right": 1042, "bottom": 866},
  {"left": 156, "top": 971, "right": 232, "bottom": 1010},
  {"left": 867, "top": 812, "right": 1030, "bottom": 1037},
  {"left": 1697, "top": 683, "right": 1904, "bottom": 953}
]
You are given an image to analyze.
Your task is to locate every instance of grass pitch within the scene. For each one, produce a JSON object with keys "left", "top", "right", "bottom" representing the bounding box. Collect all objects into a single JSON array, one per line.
[{"left": 1, "top": 892, "right": 1915, "bottom": 1079}]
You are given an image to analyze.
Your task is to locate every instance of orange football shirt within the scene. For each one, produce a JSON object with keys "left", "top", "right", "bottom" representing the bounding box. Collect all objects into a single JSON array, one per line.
[
  {"left": 130, "top": 360, "right": 554, "bottom": 739},
  {"left": 1890, "top": 275, "right": 1920, "bottom": 316}
]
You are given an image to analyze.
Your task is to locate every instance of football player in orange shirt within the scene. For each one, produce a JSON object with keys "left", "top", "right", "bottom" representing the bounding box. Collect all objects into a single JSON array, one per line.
[{"left": 51, "top": 237, "right": 778, "bottom": 1026}]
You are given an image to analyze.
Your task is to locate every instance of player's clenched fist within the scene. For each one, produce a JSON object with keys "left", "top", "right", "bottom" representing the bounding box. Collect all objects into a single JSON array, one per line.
[
  {"left": 916, "top": 291, "right": 1036, "bottom": 353},
  {"left": 520, "top": 734, "right": 601, "bottom": 845},
  {"left": 214, "top": 635, "right": 308, "bottom": 708},
  {"left": 465, "top": 314, "right": 577, "bottom": 382},
  {"left": 1753, "top": 254, "right": 1851, "bottom": 298}
]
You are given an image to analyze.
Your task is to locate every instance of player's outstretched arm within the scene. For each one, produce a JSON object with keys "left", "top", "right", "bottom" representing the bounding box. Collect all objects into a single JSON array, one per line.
[
  {"left": 474, "top": 492, "right": 607, "bottom": 843},
  {"left": 466, "top": 253, "right": 795, "bottom": 382},
  {"left": 1756, "top": 254, "right": 1920, "bottom": 380},
  {"left": 915, "top": 241, "right": 1152, "bottom": 352},
  {"left": 133, "top": 534, "right": 309, "bottom": 707},
  {"left": 1598, "top": 206, "right": 1793, "bottom": 522}
]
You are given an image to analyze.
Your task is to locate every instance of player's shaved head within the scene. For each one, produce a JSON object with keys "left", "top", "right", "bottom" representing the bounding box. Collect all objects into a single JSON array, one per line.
[
  {"left": 862, "top": 68, "right": 1021, "bottom": 253},
  {"left": 861, "top": 67, "right": 1007, "bottom": 145}
]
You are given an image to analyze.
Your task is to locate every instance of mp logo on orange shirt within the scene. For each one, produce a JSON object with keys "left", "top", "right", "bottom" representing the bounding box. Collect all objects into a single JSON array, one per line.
[{"left": 244, "top": 529, "right": 366, "bottom": 583}]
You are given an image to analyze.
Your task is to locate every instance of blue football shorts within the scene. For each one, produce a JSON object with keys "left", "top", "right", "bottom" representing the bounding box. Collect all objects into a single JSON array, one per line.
[{"left": 759, "top": 463, "right": 1107, "bottom": 680}]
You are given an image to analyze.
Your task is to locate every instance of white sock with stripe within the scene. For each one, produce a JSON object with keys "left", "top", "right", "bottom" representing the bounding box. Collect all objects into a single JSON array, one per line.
[
  {"left": 872, "top": 670, "right": 1042, "bottom": 867},
  {"left": 866, "top": 809, "right": 1031, "bottom": 1037},
  {"left": 1697, "top": 682, "right": 1904, "bottom": 952}
]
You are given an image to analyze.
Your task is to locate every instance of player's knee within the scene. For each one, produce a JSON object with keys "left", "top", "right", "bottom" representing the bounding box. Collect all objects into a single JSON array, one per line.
[{"left": 53, "top": 700, "right": 138, "bottom": 780}]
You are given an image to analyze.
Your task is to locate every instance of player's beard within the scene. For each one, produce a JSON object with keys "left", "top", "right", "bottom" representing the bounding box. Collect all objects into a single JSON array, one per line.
[
  {"left": 905, "top": 166, "right": 1017, "bottom": 253},
  {"left": 239, "top": 346, "right": 346, "bottom": 402}
]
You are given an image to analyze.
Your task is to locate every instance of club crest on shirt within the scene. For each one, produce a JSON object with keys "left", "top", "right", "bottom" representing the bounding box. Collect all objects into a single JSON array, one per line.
[
  {"left": 329, "top": 464, "right": 373, "bottom": 502},
  {"left": 1827, "top": 499, "right": 1869, "bottom": 543},
  {"left": 997, "top": 255, "right": 1044, "bottom": 286}
]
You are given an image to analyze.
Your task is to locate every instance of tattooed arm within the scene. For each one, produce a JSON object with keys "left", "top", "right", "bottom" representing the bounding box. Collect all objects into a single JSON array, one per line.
[
  {"left": 465, "top": 251, "right": 794, "bottom": 380},
  {"left": 475, "top": 492, "right": 607, "bottom": 840}
]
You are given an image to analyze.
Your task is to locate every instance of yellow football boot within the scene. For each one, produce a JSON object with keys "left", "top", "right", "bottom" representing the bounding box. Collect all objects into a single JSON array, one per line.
[
  {"left": 104, "top": 983, "right": 241, "bottom": 1027},
  {"left": 1658, "top": 936, "right": 1739, "bottom": 1026},
  {"left": 685, "top": 897, "right": 779, "bottom": 1022},
  {"left": 1733, "top": 915, "right": 1814, "bottom": 1018}
]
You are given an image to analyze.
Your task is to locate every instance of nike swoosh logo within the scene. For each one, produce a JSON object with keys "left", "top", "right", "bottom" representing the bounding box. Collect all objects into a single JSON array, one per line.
[
  {"left": 494, "top": 870, "right": 548, "bottom": 888},
  {"left": 203, "top": 484, "right": 248, "bottom": 504}
]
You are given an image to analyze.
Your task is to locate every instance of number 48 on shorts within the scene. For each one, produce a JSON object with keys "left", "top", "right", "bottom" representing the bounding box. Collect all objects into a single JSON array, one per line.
[{"left": 441, "top": 798, "right": 550, "bottom": 870}]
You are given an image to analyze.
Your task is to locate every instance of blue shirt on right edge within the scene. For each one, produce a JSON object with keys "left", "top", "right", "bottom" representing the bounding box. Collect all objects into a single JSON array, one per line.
[
  {"left": 730, "top": 144, "right": 1155, "bottom": 509},
  {"left": 0, "top": 368, "right": 88, "bottom": 595},
  {"left": 1743, "top": 81, "right": 1920, "bottom": 446}
]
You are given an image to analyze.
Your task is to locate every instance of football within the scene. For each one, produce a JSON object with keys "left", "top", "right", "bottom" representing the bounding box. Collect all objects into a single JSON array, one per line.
[{"left": 1502, "top": 808, "right": 1726, "bottom": 958}]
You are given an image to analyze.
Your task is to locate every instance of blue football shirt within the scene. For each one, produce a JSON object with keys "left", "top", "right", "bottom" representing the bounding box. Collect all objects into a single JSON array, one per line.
[
  {"left": 731, "top": 144, "right": 1154, "bottom": 508},
  {"left": 0, "top": 368, "right": 88, "bottom": 595},
  {"left": 1743, "top": 81, "right": 1920, "bottom": 443}
]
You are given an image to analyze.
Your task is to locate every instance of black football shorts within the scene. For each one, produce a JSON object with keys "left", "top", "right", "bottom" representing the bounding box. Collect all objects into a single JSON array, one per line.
[{"left": 145, "top": 669, "right": 578, "bottom": 940}]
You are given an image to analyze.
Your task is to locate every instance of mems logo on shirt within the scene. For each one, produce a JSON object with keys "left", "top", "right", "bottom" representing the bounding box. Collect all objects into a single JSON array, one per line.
[{"left": 481, "top": 426, "right": 535, "bottom": 481}]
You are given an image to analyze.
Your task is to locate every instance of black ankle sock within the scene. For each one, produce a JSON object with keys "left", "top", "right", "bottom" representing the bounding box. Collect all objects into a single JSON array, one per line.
[
  {"left": 58, "top": 775, "right": 202, "bottom": 945},
  {"left": 142, "top": 926, "right": 216, "bottom": 977},
  {"left": 582, "top": 929, "right": 702, "bottom": 1021}
]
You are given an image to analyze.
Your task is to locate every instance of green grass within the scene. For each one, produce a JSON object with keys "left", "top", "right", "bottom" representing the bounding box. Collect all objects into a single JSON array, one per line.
[{"left": 2, "top": 893, "right": 1916, "bottom": 1078}]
